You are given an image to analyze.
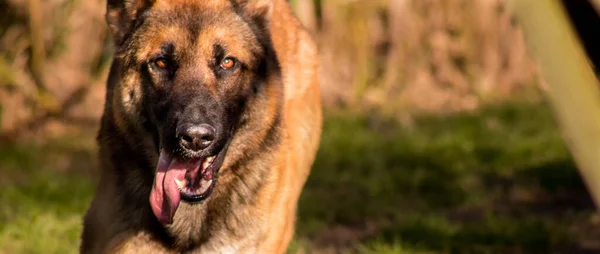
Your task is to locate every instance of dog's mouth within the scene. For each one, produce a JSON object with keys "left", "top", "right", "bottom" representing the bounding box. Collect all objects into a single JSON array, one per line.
[{"left": 149, "top": 147, "right": 227, "bottom": 225}]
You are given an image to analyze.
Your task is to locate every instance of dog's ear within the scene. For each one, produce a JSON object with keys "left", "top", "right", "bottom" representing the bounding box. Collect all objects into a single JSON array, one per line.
[
  {"left": 106, "top": 0, "right": 156, "bottom": 46},
  {"left": 234, "top": 0, "right": 273, "bottom": 29}
]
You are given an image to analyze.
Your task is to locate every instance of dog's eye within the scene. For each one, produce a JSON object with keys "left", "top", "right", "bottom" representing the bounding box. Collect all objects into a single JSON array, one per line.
[
  {"left": 154, "top": 58, "right": 168, "bottom": 69},
  {"left": 220, "top": 57, "right": 236, "bottom": 70}
]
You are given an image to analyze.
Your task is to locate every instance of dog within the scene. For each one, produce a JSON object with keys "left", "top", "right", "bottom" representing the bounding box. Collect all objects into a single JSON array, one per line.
[{"left": 80, "top": 0, "right": 322, "bottom": 253}]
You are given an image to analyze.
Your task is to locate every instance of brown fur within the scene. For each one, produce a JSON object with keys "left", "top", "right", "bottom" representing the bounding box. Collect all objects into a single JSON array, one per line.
[{"left": 80, "top": 0, "right": 321, "bottom": 253}]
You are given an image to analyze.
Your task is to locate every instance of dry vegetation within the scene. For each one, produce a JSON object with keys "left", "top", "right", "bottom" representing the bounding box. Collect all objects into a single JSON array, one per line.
[
  {"left": 0, "top": 0, "right": 108, "bottom": 140},
  {"left": 308, "top": 0, "right": 539, "bottom": 112},
  {"left": 0, "top": 0, "right": 541, "bottom": 139}
]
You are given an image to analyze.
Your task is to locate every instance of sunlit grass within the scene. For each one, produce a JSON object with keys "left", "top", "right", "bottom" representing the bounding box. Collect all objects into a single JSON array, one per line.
[{"left": 0, "top": 140, "right": 95, "bottom": 254}]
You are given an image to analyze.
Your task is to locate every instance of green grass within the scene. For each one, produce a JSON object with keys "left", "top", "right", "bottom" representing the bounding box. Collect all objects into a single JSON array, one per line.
[
  {"left": 1, "top": 100, "right": 596, "bottom": 253},
  {"left": 294, "top": 101, "right": 594, "bottom": 253},
  {"left": 0, "top": 137, "right": 96, "bottom": 254}
]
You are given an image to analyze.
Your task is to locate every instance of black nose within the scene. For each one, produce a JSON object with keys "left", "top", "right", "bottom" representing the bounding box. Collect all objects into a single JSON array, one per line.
[{"left": 177, "top": 123, "right": 216, "bottom": 152}]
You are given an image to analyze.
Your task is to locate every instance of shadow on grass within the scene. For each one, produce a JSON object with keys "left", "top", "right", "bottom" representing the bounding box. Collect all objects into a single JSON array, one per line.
[
  {"left": 1, "top": 101, "right": 598, "bottom": 254},
  {"left": 296, "top": 101, "right": 598, "bottom": 253}
]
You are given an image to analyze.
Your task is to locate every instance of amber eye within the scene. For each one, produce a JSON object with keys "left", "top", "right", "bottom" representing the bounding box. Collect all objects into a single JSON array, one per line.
[
  {"left": 154, "top": 58, "right": 167, "bottom": 69},
  {"left": 220, "top": 57, "right": 235, "bottom": 69}
]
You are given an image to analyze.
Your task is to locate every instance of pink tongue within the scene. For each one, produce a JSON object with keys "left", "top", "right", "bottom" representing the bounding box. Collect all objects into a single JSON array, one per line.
[{"left": 149, "top": 150, "right": 187, "bottom": 224}]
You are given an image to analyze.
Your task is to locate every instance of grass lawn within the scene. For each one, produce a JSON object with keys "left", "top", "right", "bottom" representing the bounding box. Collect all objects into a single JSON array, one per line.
[{"left": 1, "top": 100, "right": 598, "bottom": 253}]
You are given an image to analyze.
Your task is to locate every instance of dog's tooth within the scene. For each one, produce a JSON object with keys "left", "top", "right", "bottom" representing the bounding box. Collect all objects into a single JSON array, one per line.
[
  {"left": 202, "top": 156, "right": 215, "bottom": 169},
  {"left": 199, "top": 180, "right": 212, "bottom": 193},
  {"left": 174, "top": 179, "right": 185, "bottom": 189},
  {"left": 202, "top": 160, "right": 210, "bottom": 170}
]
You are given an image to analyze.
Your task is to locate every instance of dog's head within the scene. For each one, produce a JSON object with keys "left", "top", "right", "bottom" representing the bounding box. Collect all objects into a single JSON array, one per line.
[{"left": 104, "top": 0, "right": 281, "bottom": 226}]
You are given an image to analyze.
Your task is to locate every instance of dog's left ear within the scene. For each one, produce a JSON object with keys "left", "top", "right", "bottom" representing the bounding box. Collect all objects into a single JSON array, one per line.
[{"left": 234, "top": 0, "right": 273, "bottom": 29}]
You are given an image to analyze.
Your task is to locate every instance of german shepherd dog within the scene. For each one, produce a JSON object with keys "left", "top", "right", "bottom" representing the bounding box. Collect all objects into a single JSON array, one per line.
[{"left": 80, "top": 0, "right": 322, "bottom": 252}]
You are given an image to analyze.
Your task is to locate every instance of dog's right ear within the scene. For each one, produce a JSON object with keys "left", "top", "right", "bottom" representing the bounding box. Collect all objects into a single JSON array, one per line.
[
  {"left": 106, "top": 0, "right": 156, "bottom": 46},
  {"left": 232, "top": 0, "right": 273, "bottom": 31}
]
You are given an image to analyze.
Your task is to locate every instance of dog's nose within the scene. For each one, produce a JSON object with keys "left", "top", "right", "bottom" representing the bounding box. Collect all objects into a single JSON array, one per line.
[{"left": 177, "top": 124, "right": 216, "bottom": 152}]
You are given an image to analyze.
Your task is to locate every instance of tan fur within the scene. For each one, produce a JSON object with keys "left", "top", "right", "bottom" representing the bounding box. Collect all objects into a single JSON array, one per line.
[{"left": 81, "top": 0, "right": 321, "bottom": 253}]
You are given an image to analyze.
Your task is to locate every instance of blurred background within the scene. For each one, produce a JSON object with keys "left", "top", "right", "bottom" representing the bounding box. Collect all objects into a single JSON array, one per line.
[{"left": 1, "top": 0, "right": 599, "bottom": 253}]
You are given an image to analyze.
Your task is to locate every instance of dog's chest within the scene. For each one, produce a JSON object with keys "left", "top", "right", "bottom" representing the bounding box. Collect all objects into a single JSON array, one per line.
[
  {"left": 186, "top": 234, "right": 261, "bottom": 254},
  {"left": 189, "top": 244, "right": 255, "bottom": 254},
  {"left": 183, "top": 217, "right": 268, "bottom": 254}
]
